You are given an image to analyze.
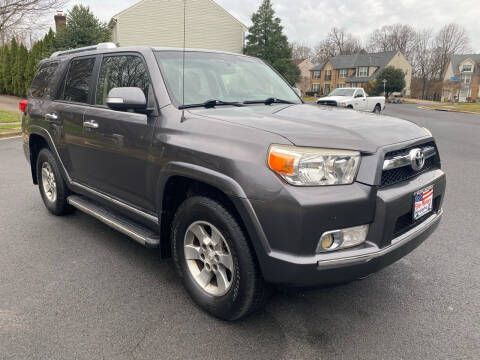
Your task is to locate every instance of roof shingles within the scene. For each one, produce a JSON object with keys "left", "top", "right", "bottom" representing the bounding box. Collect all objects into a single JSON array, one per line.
[{"left": 311, "top": 51, "right": 398, "bottom": 82}]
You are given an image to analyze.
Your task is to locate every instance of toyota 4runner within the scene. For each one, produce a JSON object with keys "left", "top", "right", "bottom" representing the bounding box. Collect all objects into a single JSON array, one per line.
[{"left": 21, "top": 43, "right": 445, "bottom": 320}]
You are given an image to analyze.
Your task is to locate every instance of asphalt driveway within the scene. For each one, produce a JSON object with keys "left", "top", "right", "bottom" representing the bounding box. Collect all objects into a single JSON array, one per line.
[{"left": 0, "top": 104, "right": 478, "bottom": 359}]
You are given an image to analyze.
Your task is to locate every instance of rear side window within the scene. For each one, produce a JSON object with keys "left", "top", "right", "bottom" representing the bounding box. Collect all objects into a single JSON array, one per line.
[
  {"left": 95, "top": 55, "right": 150, "bottom": 105},
  {"left": 29, "top": 62, "right": 60, "bottom": 99},
  {"left": 60, "top": 57, "right": 96, "bottom": 103}
]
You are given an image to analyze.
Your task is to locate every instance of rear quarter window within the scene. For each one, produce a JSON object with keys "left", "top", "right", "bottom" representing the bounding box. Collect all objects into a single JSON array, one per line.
[{"left": 28, "top": 61, "right": 60, "bottom": 99}]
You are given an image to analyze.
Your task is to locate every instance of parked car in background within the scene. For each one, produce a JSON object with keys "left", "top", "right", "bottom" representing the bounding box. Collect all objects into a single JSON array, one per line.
[
  {"left": 21, "top": 44, "right": 445, "bottom": 321},
  {"left": 317, "top": 88, "right": 385, "bottom": 113},
  {"left": 389, "top": 95, "right": 403, "bottom": 104}
]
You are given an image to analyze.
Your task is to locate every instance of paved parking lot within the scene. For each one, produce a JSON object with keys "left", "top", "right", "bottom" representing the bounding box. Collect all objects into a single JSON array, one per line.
[{"left": 1, "top": 104, "right": 479, "bottom": 359}]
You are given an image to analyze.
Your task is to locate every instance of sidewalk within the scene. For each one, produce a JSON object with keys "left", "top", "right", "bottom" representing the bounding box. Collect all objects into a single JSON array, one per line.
[{"left": 0, "top": 94, "right": 22, "bottom": 113}]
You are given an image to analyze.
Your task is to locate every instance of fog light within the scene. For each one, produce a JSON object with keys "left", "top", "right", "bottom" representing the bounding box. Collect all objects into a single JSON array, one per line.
[
  {"left": 317, "top": 224, "right": 369, "bottom": 253},
  {"left": 320, "top": 234, "right": 334, "bottom": 249}
]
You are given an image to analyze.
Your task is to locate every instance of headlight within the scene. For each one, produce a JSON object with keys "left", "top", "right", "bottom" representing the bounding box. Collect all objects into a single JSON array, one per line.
[
  {"left": 338, "top": 102, "right": 348, "bottom": 107},
  {"left": 423, "top": 127, "right": 432, "bottom": 136},
  {"left": 268, "top": 145, "right": 360, "bottom": 186}
]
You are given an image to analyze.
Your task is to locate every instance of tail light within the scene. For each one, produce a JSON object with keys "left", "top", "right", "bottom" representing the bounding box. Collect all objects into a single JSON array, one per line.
[{"left": 19, "top": 100, "right": 28, "bottom": 113}]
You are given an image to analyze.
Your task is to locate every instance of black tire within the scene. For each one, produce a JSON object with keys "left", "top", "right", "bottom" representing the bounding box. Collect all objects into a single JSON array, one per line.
[
  {"left": 36, "top": 148, "right": 74, "bottom": 216},
  {"left": 374, "top": 104, "right": 381, "bottom": 114},
  {"left": 171, "top": 195, "right": 270, "bottom": 320},
  {"left": 347, "top": 105, "right": 353, "bottom": 109}
]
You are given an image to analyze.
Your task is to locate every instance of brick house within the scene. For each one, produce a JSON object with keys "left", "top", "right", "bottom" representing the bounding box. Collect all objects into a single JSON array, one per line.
[
  {"left": 294, "top": 59, "right": 314, "bottom": 95},
  {"left": 442, "top": 54, "right": 480, "bottom": 102},
  {"left": 310, "top": 51, "right": 412, "bottom": 96}
]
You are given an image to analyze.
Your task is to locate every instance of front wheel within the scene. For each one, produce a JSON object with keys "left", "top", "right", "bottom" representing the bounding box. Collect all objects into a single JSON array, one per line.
[
  {"left": 373, "top": 104, "right": 382, "bottom": 114},
  {"left": 171, "top": 196, "right": 270, "bottom": 320}
]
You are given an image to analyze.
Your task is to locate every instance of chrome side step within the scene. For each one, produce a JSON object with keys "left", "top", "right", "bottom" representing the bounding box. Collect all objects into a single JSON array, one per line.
[{"left": 67, "top": 195, "right": 160, "bottom": 248}]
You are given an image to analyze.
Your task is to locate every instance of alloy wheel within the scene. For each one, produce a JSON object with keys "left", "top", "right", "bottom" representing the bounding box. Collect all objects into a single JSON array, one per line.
[
  {"left": 41, "top": 162, "right": 57, "bottom": 203},
  {"left": 183, "top": 221, "right": 234, "bottom": 296}
]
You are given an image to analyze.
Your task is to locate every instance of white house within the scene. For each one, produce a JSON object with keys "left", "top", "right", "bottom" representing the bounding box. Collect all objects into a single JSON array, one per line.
[
  {"left": 442, "top": 54, "right": 480, "bottom": 102},
  {"left": 109, "top": 0, "right": 247, "bottom": 54}
]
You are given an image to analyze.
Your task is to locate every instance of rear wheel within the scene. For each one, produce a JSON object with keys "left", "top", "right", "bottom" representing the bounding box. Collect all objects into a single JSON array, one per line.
[
  {"left": 36, "top": 148, "right": 74, "bottom": 216},
  {"left": 373, "top": 104, "right": 382, "bottom": 114},
  {"left": 171, "top": 195, "right": 270, "bottom": 320}
]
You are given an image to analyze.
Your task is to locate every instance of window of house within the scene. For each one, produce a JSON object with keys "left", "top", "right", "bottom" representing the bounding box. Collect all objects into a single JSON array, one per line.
[
  {"left": 462, "top": 64, "right": 472, "bottom": 72},
  {"left": 324, "top": 84, "right": 330, "bottom": 94},
  {"left": 313, "top": 71, "right": 321, "bottom": 79},
  {"left": 312, "top": 84, "right": 320, "bottom": 93},
  {"left": 61, "top": 57, "right": 96, "bottom": 103},
  {"left": 339, "top": 69, "right": 347, "bottom": 78},
  {"left": 29, "top": 61, "right": 60, "bottom": 99},
  {"left": 324, "top": 69, "right": 332, "bottom": 80},
  {"left": 461, "top": 74, "right": 472, "bottom": 84},
  {"left": 358, "top": 67, "right": 368, "bottom": 77},
  {"left": 96, "top": 55, "right": 150, "bottom": 105},
  {"left": 338, "top": 83, "right": 345, "bottom": 88}
]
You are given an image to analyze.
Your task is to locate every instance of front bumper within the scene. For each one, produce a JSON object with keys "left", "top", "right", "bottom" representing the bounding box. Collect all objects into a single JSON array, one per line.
[{"left": 253, "top": 169, "right": 445, "bottom": 286}]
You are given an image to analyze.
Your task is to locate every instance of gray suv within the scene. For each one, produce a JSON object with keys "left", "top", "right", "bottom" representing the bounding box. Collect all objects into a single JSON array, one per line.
[{"left": 21, "top": 43, "right": 445, "bottom": 320}]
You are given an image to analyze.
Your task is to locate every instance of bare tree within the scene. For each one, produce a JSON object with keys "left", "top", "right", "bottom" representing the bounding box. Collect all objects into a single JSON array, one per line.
[
  {"left": 290, "top": 41, "right": 312, "bottom": 61},
  {"left": 434, "top": 23, "right": 471, "bottom": 78},
  {"left": 411, "top": 29, "right": 442, "bottom": 99},
  {"left": 326, "top": 27, "right": 363, "bottom": 55},
  {"left": 0, "top": 0, "right": 66, "bottom": 44},
  {"left": 367, "top": 24, "right": 416, "bottom": 60},
  {"left": 311, "top": 39, "right": 336, "bottom": 64},
  {"left": 311, "top": 27, "right": 364, "bottom": 64}
]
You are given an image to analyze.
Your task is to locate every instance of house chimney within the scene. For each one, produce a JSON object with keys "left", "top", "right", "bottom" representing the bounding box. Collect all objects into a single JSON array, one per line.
[{"left": 54, "top": 11, "right": 66, "bottom": 32}]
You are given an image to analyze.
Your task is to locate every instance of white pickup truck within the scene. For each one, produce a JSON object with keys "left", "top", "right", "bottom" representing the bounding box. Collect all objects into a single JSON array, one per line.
[{"left": 317, "top": 88, "right": 385, "bottom": 113}]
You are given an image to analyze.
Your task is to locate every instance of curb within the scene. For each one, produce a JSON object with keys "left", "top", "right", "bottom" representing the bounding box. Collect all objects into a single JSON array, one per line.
[
  {"left": 0, "top": 131, "right": 21, "bottom": 139},
  {"left": 418, "top": 105, "right": 480, "bottom": 116}
]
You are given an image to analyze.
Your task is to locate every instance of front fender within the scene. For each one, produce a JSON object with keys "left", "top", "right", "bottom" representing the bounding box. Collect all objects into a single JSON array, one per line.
[{"left": 155, "top": 161, "right": 272, "bottom": 269}]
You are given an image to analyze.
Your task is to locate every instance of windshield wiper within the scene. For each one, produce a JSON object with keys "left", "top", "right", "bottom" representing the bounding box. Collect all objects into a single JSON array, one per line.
[
  {"left": 244, "top": 97, "right": 296, "bottom": 105},
  {"left": 179, "top": 100, "right": 245, "bottom": 109}
]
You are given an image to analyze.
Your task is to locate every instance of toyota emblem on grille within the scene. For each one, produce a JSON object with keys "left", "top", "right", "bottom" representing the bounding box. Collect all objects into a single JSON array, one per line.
[{"left": 409, "top": 148, "right": 425, "bottom": 171}]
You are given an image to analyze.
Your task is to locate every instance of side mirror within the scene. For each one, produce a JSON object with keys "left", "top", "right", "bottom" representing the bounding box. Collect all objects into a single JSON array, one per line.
[
  {"left": 355, "top": 93, "right": 364, "bottom": 98},
  {"left": 106, "top": 87, "right": 147, "bottom": 111},
  {"left": 293, "top": 87, "right": 302, "bottom": 98}
]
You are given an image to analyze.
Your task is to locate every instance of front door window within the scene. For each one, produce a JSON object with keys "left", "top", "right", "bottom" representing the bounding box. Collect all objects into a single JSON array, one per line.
[{"left": 95, "top": 55, "right": 150, "bottom": 105}]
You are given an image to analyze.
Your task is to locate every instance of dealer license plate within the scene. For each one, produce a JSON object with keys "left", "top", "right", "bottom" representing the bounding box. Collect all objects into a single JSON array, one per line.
[{"left": 413, "top": 185, "right": 434, "bottom": 220}]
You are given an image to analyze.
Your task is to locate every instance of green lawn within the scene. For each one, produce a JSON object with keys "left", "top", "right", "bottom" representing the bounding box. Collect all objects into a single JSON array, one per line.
[
  {"left": 0, "top": 109, "right": 20, "bottom": 123},
  {"left": 0, "top": 122, "right": 21, "bottom": 136},
  {"left": 424, "top": 103, "right": 480, "bottom": 114}
]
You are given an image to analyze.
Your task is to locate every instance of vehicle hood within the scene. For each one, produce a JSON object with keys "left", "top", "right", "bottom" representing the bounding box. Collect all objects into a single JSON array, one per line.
[
  {"left": 317, "top": 96, "right": 352, "bottom": 102},
  {"left": 189, "top": 104, "right": 426, "bottom": 153}
]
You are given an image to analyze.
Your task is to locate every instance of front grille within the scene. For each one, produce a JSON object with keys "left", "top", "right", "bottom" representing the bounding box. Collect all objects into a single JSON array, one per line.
[
  {"left": 317, "top": 100, "right": 338, "bottom": 107},
  {"left": 393, "top": 197, "right": 441, "bottom": 237},
  {"left": 381, "top": 142, "right": 440, "bottom": 187}
]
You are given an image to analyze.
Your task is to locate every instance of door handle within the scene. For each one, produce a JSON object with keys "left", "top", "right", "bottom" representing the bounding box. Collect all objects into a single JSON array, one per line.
[
  {"left": 83, "top": 120, "right": 99, "bottom": 129},
  {"left": 45, "top": 113, "right": 58, "bottom": 121}
]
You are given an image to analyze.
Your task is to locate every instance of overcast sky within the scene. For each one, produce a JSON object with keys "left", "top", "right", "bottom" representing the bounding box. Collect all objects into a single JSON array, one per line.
[{"left": 51, "top": 0, "right": 480, "bottom": 51}]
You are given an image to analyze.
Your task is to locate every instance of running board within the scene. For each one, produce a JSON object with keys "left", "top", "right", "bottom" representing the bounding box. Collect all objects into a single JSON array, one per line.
[{"left": 67, "top": 195, "right": 160, "bottom": 248}]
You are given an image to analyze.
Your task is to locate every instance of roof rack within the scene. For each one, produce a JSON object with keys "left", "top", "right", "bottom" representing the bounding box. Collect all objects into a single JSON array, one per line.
[{"left": 50, "top": 42, "right": 117, "bottom": 58}]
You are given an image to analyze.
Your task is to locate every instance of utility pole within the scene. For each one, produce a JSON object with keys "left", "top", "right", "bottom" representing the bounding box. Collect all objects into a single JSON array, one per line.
[{"left": 382, "top": 79, "right": 387, "bottom": 97}]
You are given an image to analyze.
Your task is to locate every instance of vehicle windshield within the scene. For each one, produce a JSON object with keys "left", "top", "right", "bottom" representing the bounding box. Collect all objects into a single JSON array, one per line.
[
  {"left": 328, "top": 88, "right": 355, "bottom": 97},
  {"left": 155, "top": 51, "right": 301, "bottom": 107}
]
